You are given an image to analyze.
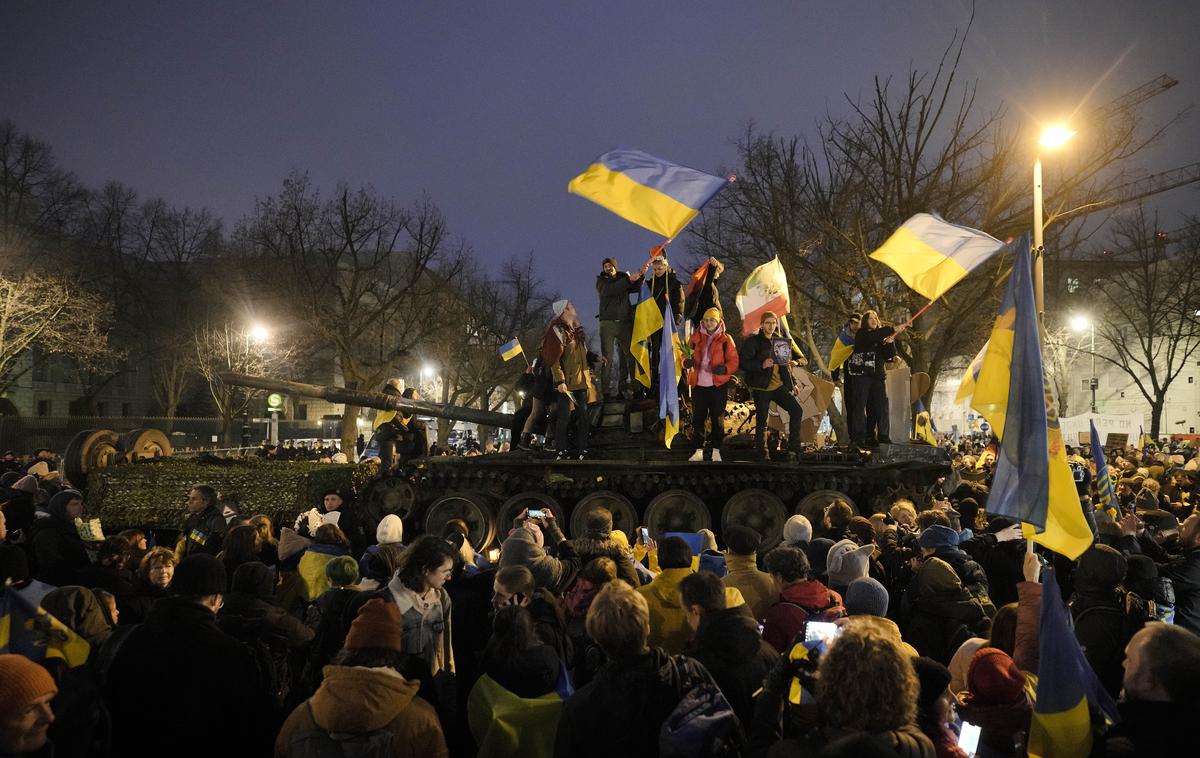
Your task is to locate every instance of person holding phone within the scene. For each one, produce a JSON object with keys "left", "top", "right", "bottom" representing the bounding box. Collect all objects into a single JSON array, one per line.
[{"left": 739, "top": 311, "right": 807, "bottom": 459}]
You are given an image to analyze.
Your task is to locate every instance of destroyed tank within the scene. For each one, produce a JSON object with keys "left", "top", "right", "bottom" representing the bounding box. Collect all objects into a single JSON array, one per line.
[{"left": 221, "top": 371, "right": 950, "bottom": 552}]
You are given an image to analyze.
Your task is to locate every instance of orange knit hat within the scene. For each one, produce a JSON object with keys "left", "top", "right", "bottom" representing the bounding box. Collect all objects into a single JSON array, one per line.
[
  {"left": 0, "top": 654, "right": 57, "bottom": 719},
  {"left": 344, "top": 599, "right": 404, "bottom": 652}
]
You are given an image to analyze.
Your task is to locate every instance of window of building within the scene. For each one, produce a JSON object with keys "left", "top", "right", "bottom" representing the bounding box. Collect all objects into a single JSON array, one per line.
[
  {"left": 295, "top": 404, "right": 308, "bottom": 421},
  {"left": 96, "top": 402, "right": 108, "bottom": 417},
  {"left": 36, "top": 399, "right": 51, "bottom": 417},
  {"left": 121, "top": 403, "right": 132, "bottom": 417},
  {"left": 1190, "top": 376, "right": 1195, "bottom": 384}
]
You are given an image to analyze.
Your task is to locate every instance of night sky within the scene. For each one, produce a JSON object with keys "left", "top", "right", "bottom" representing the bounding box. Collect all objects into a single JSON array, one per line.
[{"left": 3, "top": 1, "right": 1197, "bottom": 331}]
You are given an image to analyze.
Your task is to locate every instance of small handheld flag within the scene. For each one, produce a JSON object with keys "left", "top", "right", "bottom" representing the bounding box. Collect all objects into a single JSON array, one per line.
[
  {"left": 0, "top": 589, "right": 91, "bottom": 666},
  {"left": 1090, "top": 421, "right": 1118, "bottom": 521},
  {"left": 568, "top": 149, "right": 729, "bottom": 239},
  {"left": 828, "top": 325, "right": 855, "bottom": 373},
  {"left": 499, "top": 338, "right": 524, "bottom": 362},
  {"left": 870, "top": 213, "right": 1004, "bottom": 301}
]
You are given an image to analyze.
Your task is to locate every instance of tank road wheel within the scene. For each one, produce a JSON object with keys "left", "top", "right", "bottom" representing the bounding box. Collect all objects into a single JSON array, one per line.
[
  {"left": 794, "top": 489, "right": 857, "bottom": 530},
  {"left": 424, "top": 493, "right": 496, "bottom": 551},
  {"left": 722, "top": 489, "right": 787, "bottom": 550},
  {"left": 571, "top": 491, "right": 638, "bottom": 542},
  {"left": 361, "top": 475, "right": 418, "bottom": 525},
  {"left": 498, "top": 492, "right": 563, "bottom": 533},
  {"left": 119, "top": 428, "right": 173, "bottom": 462},
  {"left": 63, "top": 429, "right": 121, "bottom": 490},
  {"left": 644, "top": 489, "right": 711, "bottom": 538}
]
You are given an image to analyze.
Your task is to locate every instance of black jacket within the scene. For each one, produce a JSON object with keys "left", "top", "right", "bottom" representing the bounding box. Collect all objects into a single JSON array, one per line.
[
  {"left": 177, "top": 504, "right": 227, "bottom": 558},
  {"left": 684, "top": 604, "right": 779, "bottom": 729},
  {"left": 29, "top": 516, "right": 90, "bottom": 586},
  {"left": 739, "top": 332, "right": 795, "bottom": 392},
  {"left": 217, "top": 590, "right": 315, "bottom": 700},
  {"left": 1158, "top": 546, "right": 1200, "bottom": 636},
  {"left": 847, "top": 326, "right": 896, "bottom": 378},
  {"left": 648, "top": 271, "right": 684, "bottom": 323},
  {"left": 570, "top": 535, "right": 640, "bottom": 587},
  {"left": 554, "top": 648, "right": 712, "bottom": 758},
  {"left": 596, "top": 271, "right": 641, "bottom": 321},
  {"left": 120, "top": 576, "right": 168, "bottom": 624},
  {"left": 105, "top": 596, "right": 277, "bottom": 757}
]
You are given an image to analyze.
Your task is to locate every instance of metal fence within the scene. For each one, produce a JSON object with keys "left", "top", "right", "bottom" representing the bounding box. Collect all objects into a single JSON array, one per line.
[{"left": 0, "top": 416, "right": 345, "bottom": 454}]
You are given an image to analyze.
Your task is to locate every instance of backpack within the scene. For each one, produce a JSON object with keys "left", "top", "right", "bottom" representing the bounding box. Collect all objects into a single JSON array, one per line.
[
  {"left": 287, "top": 701, "right": 393, "bottom": 758},
  {"left": 658, "top": 656, "right": 745, "bottom": 758}
]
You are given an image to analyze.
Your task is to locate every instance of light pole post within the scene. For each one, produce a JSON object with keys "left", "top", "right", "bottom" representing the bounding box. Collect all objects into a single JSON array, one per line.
[
  {"left": 1089, "top": 322, "right": 1097, "bottom": 413},
  {"left": 1033, "top": 155, "right": 1045, "bottom": 327}
]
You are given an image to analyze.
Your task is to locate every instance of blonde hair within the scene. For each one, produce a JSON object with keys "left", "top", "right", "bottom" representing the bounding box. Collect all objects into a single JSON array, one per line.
[
  {"left": 817, "top": 616, "right": 919, "bottom": 731},
  {"left": 889, "top": 500, "right": 917, "bottom": 522},
  {"left": 585, "top": 580, "right": 649, "bottom": 660},
  {"left": 1142, "top": 479, "right": 1161, "bottom": 495}
]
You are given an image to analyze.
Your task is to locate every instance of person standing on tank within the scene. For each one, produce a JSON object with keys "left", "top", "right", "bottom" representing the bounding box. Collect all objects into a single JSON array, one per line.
[
  {"left": 831, "top": 312, "right": 862, "bottom": 446},
  {"left": 684, "top": 307, "right": 738, "bottom": 462},
  {"left": 544, "top": 299, "right": 603, "bottom": 460},
  {"left": 738, "top": 310, "right": 807, "bottom": 459},
  {"left": 848, "top": 309, "right": 898, "bottom": 447},
  {"left": 596, "top": 257, "right": 644, "bottom": 399},
  {"left": 646, "top": 254, "right": 684, "bottom": 394}
]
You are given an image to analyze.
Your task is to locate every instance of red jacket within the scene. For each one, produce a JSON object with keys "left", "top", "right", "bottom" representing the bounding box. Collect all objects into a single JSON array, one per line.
[
  {"left": 687, "top": 326, "right": 739, "bottom": 387},
  {"left": 762, "top": 579, "right": 845, "bottom": 654}
]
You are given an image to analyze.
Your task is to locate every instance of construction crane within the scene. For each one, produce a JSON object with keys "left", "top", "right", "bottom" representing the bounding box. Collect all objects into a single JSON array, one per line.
[{"left": 1086, "top": 74, "right": 1179, "bottom": 122}]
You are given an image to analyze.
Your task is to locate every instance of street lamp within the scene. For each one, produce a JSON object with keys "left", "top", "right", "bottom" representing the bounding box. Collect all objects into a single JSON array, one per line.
[
  {"left": 1070, "top": 313, "right": 1097, "bottom": 413},
  {"left": 1033, "top": 123, "right": 1077, "bottom": 326},
  {"left": 249, "top": 323, "right": 271, "bottom": 344}
]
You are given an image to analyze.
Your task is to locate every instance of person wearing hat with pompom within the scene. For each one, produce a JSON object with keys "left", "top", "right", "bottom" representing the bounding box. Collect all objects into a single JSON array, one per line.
[
  {"left": 276, "top": 599, "right": 448, "bottom": 758},
  {"left": 0, "top": 653, "right": 57, "bottom": 756},
  {"left": 684, "top": 306, "right": 739, "bottom": 462},
  {"left": 596, "top": 256, "right": 644, "bottom": 399},
  {"left": 105, "top": 554, "right": 276, "bottom": 756},
  {"left": 542, "top": 299, "right": 602, "bottom": 460}
]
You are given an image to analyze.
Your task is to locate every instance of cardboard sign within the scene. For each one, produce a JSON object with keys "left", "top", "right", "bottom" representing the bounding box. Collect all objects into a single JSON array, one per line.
[{"left": 1105, "top": 432, "right": 1128, "bottom": 449}]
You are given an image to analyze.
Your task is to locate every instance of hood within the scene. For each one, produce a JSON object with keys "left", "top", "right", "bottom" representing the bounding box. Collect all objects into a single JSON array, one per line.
[
  {"left": 781, "top": 579, "right": 834, "bottom": 608},
  {"left": 644, "top": 568, "right": 690, "bottom": 608},
  {"left": 500, "top": 529, "right": 547, "bottom": 565},
  {"left": 375, "top": 514, "right": 404, "bottom": 545},
  {"left": 278, "top": 528, "right": 312, "bottom": 562},
  {"left": 41, "top": 585, "right": 112, "bottom": 647},
  {"left": 724, "top": 553, "right": 760, "bottom": 573},
  {"left": 825, "top": 539, "right": 874, "bottom": 588},
  {"left": 694, "top": 605, "right": 762, "bottom": 660},
  {"left": 957, "top": 693, "right": 1032, "bottom": 734},
  {"left": 915, "top": 557, "right": 962, "bottom": 595},
  {"left": 46, "top": 490, "right": 82, "bottom": 522},
  {"left": 1074, "top": 545, "right": 1127, "bottom": 596},
  {"left": 571, "top": 536, "right": 628, "bottom": 560},
  {"left": 311, "top": 665, "right": 419, "bottom": 732}
]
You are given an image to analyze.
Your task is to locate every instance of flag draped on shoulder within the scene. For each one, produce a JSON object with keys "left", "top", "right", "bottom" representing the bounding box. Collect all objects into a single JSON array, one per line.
[
  {"left": 631, "top": 281, "right": 664, "bottom": 388},
  {"left": 1090, "top": 422, "right": 1118, "bottom": 521},
  {"left": 735, "top": 257, "right": 790, "bottom": 336},
  {"left": 0, "top": 589, "right": 91, "bottom": 667},
  {"left": 1028, "top": 567, "right": 1118, "bottom": 758},
  {"left": 498, "top": 338, "right": 523, "bottom": 362},
  {"left": 828, "top": 324, "right": 855, "bottom": 373},
  {"left": 971, "top": 234, "right": 1093, "bottom": 559},
  {"left": 870, "top": 213, "right": 1004, "bottom": 301},
  {"left": 568, "top": 149, "right": 729, "bottom": 239},
  {"left": 659, "top": 302, "right": 683, "bottom": 448}
]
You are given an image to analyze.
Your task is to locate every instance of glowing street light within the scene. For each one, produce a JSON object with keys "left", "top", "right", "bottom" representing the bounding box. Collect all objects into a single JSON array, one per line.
[
  {"left": 1038, "top": 124, "right": 1077, "bottom": 149},
  {"left": 1069, "top": 314, "right": 1091, "bottom": 333},
  {"left": 1033, "top": 123, "right": 1077, "bottom": 326},
  {"left": 249, "top": 323, "right": 271, "bottom": 344},
  {"left": 420, "top": 363, "right": 435, "bottom": 380}
]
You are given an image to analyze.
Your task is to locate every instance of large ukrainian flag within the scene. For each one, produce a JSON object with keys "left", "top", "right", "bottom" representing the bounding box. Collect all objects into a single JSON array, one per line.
[
  {"left": 870, "top": 213, "right": 1004, "bottom": 301},
  {"left": 568, "top": 149, "right": 729, "bottom": 239},
  {"left": 631, "top": 281, "right": 663, "bottom": 388},
  {"left": 971, "top": 234, "right": 1093, "bottom": 559},
  {"left": 659, "top": 301, "right": 684, "bottom": 448},
  {"left": 1028, "top": 566, "right": 1118, "bottom": 758}
]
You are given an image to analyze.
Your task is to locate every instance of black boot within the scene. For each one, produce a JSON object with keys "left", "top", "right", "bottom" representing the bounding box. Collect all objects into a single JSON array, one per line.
[{"left": 517, "top": 432, "right": 533, "bottom": 451}]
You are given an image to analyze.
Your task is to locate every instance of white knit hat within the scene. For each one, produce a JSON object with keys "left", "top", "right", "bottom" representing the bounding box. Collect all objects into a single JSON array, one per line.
[
  {"left": 376, "top": 514, "right": 404, "bottom": 545},
  {"left": 783, "top": 514, "right": 812, "bottom": 545},
  {"left": 552, "top": 299, "right": 569, "bottom": 317}
]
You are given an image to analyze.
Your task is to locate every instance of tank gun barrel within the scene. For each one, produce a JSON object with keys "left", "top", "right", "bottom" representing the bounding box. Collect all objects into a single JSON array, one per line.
[{"left": 219, "top": 372, "right": 515, "bottom": 427}]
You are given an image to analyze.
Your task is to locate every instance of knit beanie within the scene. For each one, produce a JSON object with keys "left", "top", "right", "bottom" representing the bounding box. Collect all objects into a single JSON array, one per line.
[
  {"left": 844, "top": 577, "right": 890, "bottom": 617},
  {"left": 12, "top": 474, "right": 40, "bottom": 495},
  {"left": 918, "top": 524, "right": 959, "bottom": 550},
  {"left": 325, "top": 555, "right": 361, "bottom": 586},
  {"left": 170, "top": 554, "right": 228, "bottom": 597},
  {"left": 847, "top": 516, "right": 876, "bottom": 546},
  {"left": 375, "top": 514, "right": 404, "bottom": 545},
  {"left": 702, "top": 307, "right": 722, "bottom": 322},
  {"left": 602, "top": 257, "right": 618, "bottom": 268},
  {"left": 783, "top": 515, "right": 813, "bottom": 545},
  {"left": 0, "top": 654, "right": 57, "bottom": 721},
  {"left": 966, "top": 647, "right": 1026, "bottom": 705},
  {"left": 583, "top": 508, "right": 613, "bottom": 539},
  {"left": 724, "top": 526, "right": 762, "bottom": 556},
  {"left": 825, "top": 539, "right": 874, "bottom": 588},
  {"left": 344, "top": 599, "right": 404, "bottom": 652},
  {"left": 231, "top": 561, "right": 276, "bottom": 598},
  {"left": 0, "top": 470, "right": 20, "bottom": 488},
  {"left": 913, "top": 656, "right": 952, "bottom": 712},
  {"left": 552, "top": 299, "right": 569, "bottom": 318}
]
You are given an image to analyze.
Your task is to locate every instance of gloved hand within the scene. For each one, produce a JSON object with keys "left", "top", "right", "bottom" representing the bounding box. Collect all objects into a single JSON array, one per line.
[
  {"left": 682, "top": 357, "right": 694, "bottom": 369},
  {"left": 713, "top": 365, "right": 727, "bottom": 375}
]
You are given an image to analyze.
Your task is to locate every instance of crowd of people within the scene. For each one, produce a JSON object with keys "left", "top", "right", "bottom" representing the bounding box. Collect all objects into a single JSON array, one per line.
[{"left": 2, "top": 429, "right": 1199, "bottom": 757}]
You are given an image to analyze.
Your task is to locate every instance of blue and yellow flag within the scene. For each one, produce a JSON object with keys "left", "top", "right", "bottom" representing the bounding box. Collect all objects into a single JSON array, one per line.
[
  {"left": 1028, "top": 566, "right": 1118, "bottom": 758},
  {"left": 972, "top": 234, "right": 1093, "bottom": 559},
  {"left": 954, "top": 340, "right": 988, "bottom": 404},
  {"left": 631, "top": 281, "right": 664, "bottom": 388},
  {"left": 568, "top": 149, "right": 729, "bottom": 239},
  {"left": 914, "top": 400, "right": 937, "bottom": 445},
  {"left": 870, "top": 213, "right": 1004, "bottom": 301},
  {"left": 1090, "top": 422, "right": 1118, "bottom": 521},
  {"left": 498, "top": 338, "right": 523, "bottom": 362},
  {"left": 659, "top": 301, "right": 683, "bottom": 448},
  {"left": 0, "top": 589, "right": 91, "bottom": 667},
  {"left": 828, "top": 325, "right": 855, "bottom": 373},
  {"left": 1137, "top": 426, "right": 1155, "bottom": 451}
]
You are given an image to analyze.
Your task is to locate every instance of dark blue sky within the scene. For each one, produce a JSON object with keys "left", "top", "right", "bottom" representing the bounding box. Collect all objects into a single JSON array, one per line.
[{"left": 2, "top": 1, "right": 1197, "bottom": 327}]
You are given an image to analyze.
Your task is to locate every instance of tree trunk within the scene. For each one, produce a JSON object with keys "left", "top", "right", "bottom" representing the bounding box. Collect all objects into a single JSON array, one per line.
[
  {"left": 340, "top": 405, "right": 360, "bottom": 455},
  {"left": 1149, "top": 398, "right": 1165, "bottom": 439}
]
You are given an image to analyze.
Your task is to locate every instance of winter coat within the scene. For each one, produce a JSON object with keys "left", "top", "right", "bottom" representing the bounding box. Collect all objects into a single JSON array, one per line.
[
  {"left": 686, "top": 324, "right": 739, "bottom": 388},
  {"left": 927, "top": 545, "right": 993, "bottom": 613},
  {"left": 684, "top": 604, "right": 779, "bottom": 728},
  {"left": 386, "top": 575, "right": 455, "bottom": 676},
  {"left": 217, "top": 589, "right": 315, "bottom": 701},
  {"left": 323, "top": 506, "right": 366, "bottom": 556},
  {"left": 596, "top": 270, "right": 641, "bottom": 322},
  {"left": 570, "top": 535, "right": 640, "bottom": 588},
  {"left": 1158, "top": 545, "right": 1200, "bottom": 636},
  {"left": 762, "top": 579, "right": 845, "bottom": 654},
  {"left": 500, "top": 528, "right": 579, "bottom": 594},
  {"left": 468, "top": 673, "right": 563, "bottom": 758},
  {"left": 176, "top": 503, "right": 227, "bottom": 558},
  {"left": 29, "top": 510, "right": 89, "bottom": 586},
  {"left": 105, "top": 596, "right": 276, "bottom": 757},
  {"left": 648, "top": 270, "right": 684, "bottom": 323},
  {"left": 1095, "top": 699, "right": 1197, "bottom": 757},
  {"left": 120, "top": 576, "right": 168, "bottom": 624},
  {"left": 546, "top": 322, "right": 597, "bottom": 392},
  {"left": 723, "top": 552, "right": 776, "bottom": 621},
  {"left": 553, "top": 647, "right": 711, "bottom": 758},
  {"left": 275, "top": 664, "right": 448, "bottom": 758},
  {"left": 904, "top": 558, "right": 989, "bottom": 665},
  {"left": 304, "top": 586, "right": 362, "bottom": 685},
  {"left": 739, "top": 331, "right": 795, "bottom": 392},
  {"left": 484, "top": 642, "right": 560, "bottom": 699},
  {"left": 847, "top": 325, "right": 897, "bottom": 378}
]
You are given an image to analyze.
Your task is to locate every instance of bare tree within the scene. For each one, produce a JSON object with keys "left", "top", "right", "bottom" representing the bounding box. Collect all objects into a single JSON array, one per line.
[
  {"left": 191, "top": 322, "right": 296, "bottom": 442},
  {"left": 237, "top": 173, "right": 467, "bottom": 450}
]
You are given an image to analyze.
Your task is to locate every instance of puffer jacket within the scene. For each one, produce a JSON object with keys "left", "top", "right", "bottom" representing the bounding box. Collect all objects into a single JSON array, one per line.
[
  {"left": 762, "top": 579, "right": 845, "bottom": 654},
  {"left": 686, "top": 323, "right": 739, "bottom": 388},
  {"left": 570, "top": 535, "right": 639, "bottom": 587}
]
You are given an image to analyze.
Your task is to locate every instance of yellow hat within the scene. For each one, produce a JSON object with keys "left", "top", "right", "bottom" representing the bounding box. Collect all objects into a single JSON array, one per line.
[{"left": 702, "top": 307, "right": 722, "bottom": 322}]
